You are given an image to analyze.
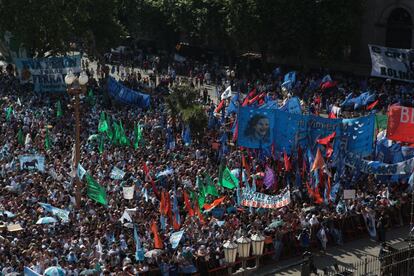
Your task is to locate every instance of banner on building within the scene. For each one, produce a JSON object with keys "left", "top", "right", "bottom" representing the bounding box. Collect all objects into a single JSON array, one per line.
[
  {"left": 14, "top": 55, "right": 81, "bottom": 92},
  {"left": 369, "top": 44, "right": 414, "bottom": 82},
  {"left": 240, "top": 189, "right": 290, "bottom": 209},
  {"left": 19, "top": 155, "right": 45, "bottom": 172},
  {"left": 387, "top": 105, "right": 414, "bottom": 143},
  {"left": 107, "top": 77, "right": 150, "bottom": 108}
]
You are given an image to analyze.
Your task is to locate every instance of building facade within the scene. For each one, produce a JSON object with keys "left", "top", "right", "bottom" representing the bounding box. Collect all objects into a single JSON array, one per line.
[{"left": 358, "top": 0, "right": 414, "bottom": 63}]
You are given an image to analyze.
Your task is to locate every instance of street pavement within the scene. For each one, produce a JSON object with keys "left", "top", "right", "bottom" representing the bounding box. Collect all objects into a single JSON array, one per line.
[{"left": 255, "top": 226, "right": 410, "bottom": 276}]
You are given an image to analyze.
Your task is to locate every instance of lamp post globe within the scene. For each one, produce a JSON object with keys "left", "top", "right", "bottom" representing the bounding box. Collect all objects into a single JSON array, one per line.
[
  {"left": 65, "top": 71, "right": 75, "bottom": 85},
  {"left": 78, "top": 71, "right": 88, "bottom": 85},
  {"left": 236, "top": 236, "right": 251, "bottom": 258},
  {"left": 223, "top": 240, "right": 238, "bottom": 264},
  {"left": 251, "top": 233, "right": 265, "bottom": 256}
]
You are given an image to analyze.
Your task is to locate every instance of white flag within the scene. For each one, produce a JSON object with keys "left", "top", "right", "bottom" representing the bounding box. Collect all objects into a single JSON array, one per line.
[{"left": 221, "top": 86, "right": 232, "bottom": 100}]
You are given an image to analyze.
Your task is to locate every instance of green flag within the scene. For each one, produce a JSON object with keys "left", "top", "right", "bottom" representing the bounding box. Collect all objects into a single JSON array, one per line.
[
  {"left": 98, "top": 112, "right": 108, "bottom": 133},
  {"left": 56, "top": 100, "right": 63, "bottom": 118},
  {"left": 204, "top": 174, "right": 219, "bottom": 196},
  {"left": 86, "top": 173, "right": 107, "bottom": 205},
  {"left": 112, "top": 121, "right": 120, "bottom": 145},
  {"left": 44, "top": 128, "right": 51, "bottom": 150},
  {"left": 119, "top": 120, "right": 130, "bottom": 146},
  {"left": 219, "top": 167, "right": 238, "bottom": 189},
  {"left": 98, "top": 134, "right": 104, "bottom": 154},
  {"left": 5, "top": 106, "right": 12, "bottom": 121},
  {"left": 375, "top": 114, "right": 388, "bottom": 132},
  {"left": 87, "top": 89, "right": 95, "bottom": 106},
  {"left": 17, "top": 128, "right": 24, "bottom": 146},
  {"left": 133, "top": 123, "right": 143, "bottom": 149},
  {"left": 106, "top": 115, "right": 113, "bottom": 141}
]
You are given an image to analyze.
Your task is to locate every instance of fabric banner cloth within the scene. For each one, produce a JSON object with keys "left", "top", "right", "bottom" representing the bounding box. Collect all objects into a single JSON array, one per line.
[
  {"left": 14, "top": 55, "right": 81, "bottom": 92},
  {"left": 240, "top": 189, "right": 290, "bottom": 209},
  {"left": 169, "top": 230, "right": 184, "bottom": 249},
  {"left": 387, "top": 106, "right": 414, "bottom": 143},
  {"left": 38, "top": 202, "right": 70, "bottom": 222},
  {"left": 375, "top": 114, "right": 388, "bottom": 131},
  {"left": 369, "top": 44, "right": 414, "bottom": 83},
  {"left": 107, "top": 77, "right": 150, "bottom": 108},
  {"left": 123, "top": 186, "right": 135, "bottom": 200},
  {"left": 237, "top": 107, "right": 274, "bottom": 149},
  {"left": 345, "top": 152, "right": 414, "bottom": 175},
  {"left": 110, "top": 167, "right": 125, "bottom": 180},
  {"left": 279, "top": 97, "right": 302, "bottom": 114},
  {"left": 19, "top": 155, "right": 45, "bottom": 172},
  {"left": 273, "top": 110, "right": 374, "bottom": 156}
]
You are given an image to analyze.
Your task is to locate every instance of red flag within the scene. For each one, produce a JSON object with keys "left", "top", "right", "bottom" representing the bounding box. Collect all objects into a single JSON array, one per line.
[
  {"left": 314, "top": 187, "right": 324, "bottom": 204},
  {"left": 247, "top": 94, "right": 260, "bottom": 105},
  {"left": 311, "top": 148, "right": 325, "bottom": 171},
  {"left": 232, "top": 121, "right": 239, "bottom": 142},
  {"left": 242, "top": 97, "right": 250, "bottom": 107},
  {"left": 366, "top": 99, "right": 379, "bottom": 110},
  {"left": 283, "top": 151, "right": 291, "bottom": 171},
  {"left": 242, "top": 154, "right": 250, "bottom": 179},
  {"left": 328, "top": 112, "right": 337, "bottom": 119},
  {"left": 326, "top": 176, "right": 331, "bottom": 203},
  {"left": 317, "top": 132, "right": 336, "bottom": 145},
  {"left": 183, "top": 191, "right": 194, "bottom": 217},
  {"left": 214, "top": 99, "right": 225, "bottom": 113},
  {"left": 151, "top": 221, "right": 163, "bottom": 249},
  {"left": 247, "top": 88, "right": 257, "bottom": 99},
  {"left": 203, "top": 196, "right": 226, "bottom": 212},
  {"left": 194, "top": 199, "right": 205, "bottom": 224},
  {"left": 143, "top": 162, "right": 159, "bottom": 198},
  {"left": 159, "top": 191, "right": 166, "bottom": 215},
  {"left": 387, "top": 106, "right": 414, "bottom": 143},
  {"left": 321, "top": 81, "right": 337, "bottom": 91},
  {"left": 306, "top": 182, "right": 314, "bottom": 198}
]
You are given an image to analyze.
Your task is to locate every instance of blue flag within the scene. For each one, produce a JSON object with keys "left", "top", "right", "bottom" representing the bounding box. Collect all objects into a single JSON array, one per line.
[
  {"left": 134, "top": 225, "right": 144, "bottom": 261},
  {"left": 170, "top": 230, "right": 184, "bottom": 249},
  {"left": 24, "top": 267, "right": 41, "bottom": 276},
  {"left": 183, "top": 126, "right": 191, "bottom": 146}
]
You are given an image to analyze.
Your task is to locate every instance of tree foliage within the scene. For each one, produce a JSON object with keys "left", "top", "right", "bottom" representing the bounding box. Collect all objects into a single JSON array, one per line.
[
  {"left": 0, "top": 0, "right": 125, "bottom": 58},
  {"left": 166, "top": 85, "right": 207, "bottom": 141},
  {"left": 0, "top": 0, "right": 365, "bottom": 61}
]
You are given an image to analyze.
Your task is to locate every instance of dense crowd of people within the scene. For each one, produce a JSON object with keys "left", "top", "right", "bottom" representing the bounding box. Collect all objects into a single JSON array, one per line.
[{"left": 0, "top": 54, "right": 413, "bottom": 276}]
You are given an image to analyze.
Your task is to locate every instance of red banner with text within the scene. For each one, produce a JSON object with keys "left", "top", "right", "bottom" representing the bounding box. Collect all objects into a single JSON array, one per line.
[{"left": 387, "top": 106, "right": 414, "bottom": 143}]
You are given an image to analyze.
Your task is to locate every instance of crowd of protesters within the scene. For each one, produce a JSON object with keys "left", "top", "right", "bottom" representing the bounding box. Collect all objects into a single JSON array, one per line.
[{"left": 0, "top": 53, "right": 414, "bottom": 276}]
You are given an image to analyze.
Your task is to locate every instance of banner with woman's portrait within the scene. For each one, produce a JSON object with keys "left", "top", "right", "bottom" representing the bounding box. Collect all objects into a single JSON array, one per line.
[{"left": 237, "top": 108, "right": 274, "bottom": 149}]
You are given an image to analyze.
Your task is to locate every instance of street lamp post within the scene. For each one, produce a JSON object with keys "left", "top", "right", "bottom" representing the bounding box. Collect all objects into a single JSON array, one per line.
[
  {"left": 223, "top": 234, "right": 264, "bottom": 276},
  {"left": 65, "top": 71, "right": 88, "bottom": 209}
]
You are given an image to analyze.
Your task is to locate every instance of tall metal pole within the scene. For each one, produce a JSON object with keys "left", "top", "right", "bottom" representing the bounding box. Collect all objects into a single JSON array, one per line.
[{"left": 74, "top": 91, "right": 81, "bottom": 208}]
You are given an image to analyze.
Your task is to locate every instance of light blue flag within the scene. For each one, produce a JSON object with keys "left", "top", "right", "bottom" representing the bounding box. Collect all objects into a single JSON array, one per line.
[
  {"left": 160, "top": 215, "right": 166, "bottom": 231},
  {"left": 110, "top": 167, "right": 125, "bottom": 180},
  {"left": 170, "top": 230, "right": 184, "bottom": 249},
  {"left": 38, "top": 202, "right": 70, "bottom": 222},
  {"left": 134, "top": 225, "right": 144, "bottom": 261},
  {"left": 409, "top": 172, "right": 414, "bottom": 191},
  {"left": 24, "top": 266, "right": 41, "bottom": 276},
  {"left": 77, "top": 163, "right": 86, "bottom": 180}
]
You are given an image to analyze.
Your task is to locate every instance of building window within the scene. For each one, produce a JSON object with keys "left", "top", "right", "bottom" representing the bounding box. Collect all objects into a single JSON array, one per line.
[{"left": 386, "top": 8, "right": 412, "bottom": 49}]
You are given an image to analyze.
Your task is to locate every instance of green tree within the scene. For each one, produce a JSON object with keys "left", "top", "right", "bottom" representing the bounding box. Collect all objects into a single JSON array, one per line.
[
  {"left": 166, "top": 85, "right": 207, "bottom": 142},
  {"left": 0, "top": 0, "right": 125, "bottom": 58}
]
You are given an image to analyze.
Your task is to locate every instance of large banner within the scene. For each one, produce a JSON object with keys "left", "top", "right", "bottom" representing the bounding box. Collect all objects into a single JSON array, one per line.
[
  {"left": 107, "top": 77, "right": 150, "bottom": 108},
  {"left": 237, "top": 108, "right": 274, "bottom": 149},
  {"left": 240, "top": 189, "right": 290, "bottom": 209},
  {"left": 19, "top": 155, "right": 45, "bottom": 172},
  {"left": 387, "top": 106, "right": 414, "bottom": 143},
  {"left": 369, "top": 44, "right": 414, "bottom": 82},
  {"left": 14, "top": 55, "right": 81, "bottom": 92},
  {"left": 345, "top": 152, "right": 414, "bottom": 175},
  {"left": 239, "top": 107, "right": 375, "bottom": 156}
]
